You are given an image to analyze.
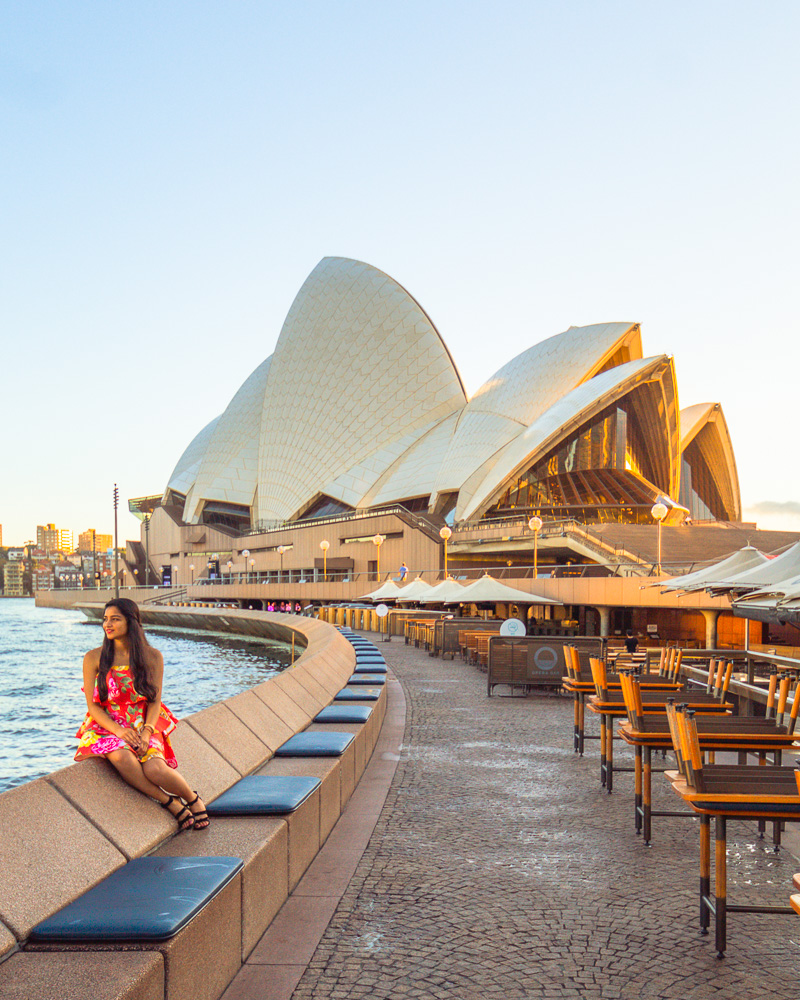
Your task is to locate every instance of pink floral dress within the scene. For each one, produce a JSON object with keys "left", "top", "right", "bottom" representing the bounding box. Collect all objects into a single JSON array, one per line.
[{"left": 74, "top": 663, "right": 178, "bottom": 768}]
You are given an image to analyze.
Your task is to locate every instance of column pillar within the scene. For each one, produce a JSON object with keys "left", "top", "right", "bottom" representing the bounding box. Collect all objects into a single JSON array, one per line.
[
  {"left": 594, "top": 606, "right": 612, "bottom": 637},
  {"left": 700, "top": 609, "right": 721, "bottom": 649}
]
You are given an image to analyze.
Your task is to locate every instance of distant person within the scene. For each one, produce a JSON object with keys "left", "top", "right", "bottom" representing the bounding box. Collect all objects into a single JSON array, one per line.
[
  {"left": 398, "top": 562, "right": 409, "bottom": 582},
  {"left": 74, "top": 598, "right": 209, "bottom": 832},
  {"left": 624, "top": 629, "right": 638, "bottom": 654}
]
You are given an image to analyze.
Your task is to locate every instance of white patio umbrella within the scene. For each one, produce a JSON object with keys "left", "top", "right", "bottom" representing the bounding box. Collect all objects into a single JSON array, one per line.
[
  {"left": 395, "top": 577, "right": 434, "bottom": 602},
  {"left": 360, "top": 579, "right": 402, "bottom": 601},
  {"left": 706, "top": 541, "right": 800, "bottom": 596},
  {"left": 655, "top": 545, "right": 768, "bottom": 593},
  {"left": 416, "top": 578, "right": 466, "bottom": 604},
  {"left": 454, "top": 573, "right": 562, "bottom": 605}
]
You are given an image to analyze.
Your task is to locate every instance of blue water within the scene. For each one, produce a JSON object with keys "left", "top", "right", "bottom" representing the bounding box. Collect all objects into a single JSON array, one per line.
[{"left": 0, "top": 599, "right": 293, "bottom": 793}]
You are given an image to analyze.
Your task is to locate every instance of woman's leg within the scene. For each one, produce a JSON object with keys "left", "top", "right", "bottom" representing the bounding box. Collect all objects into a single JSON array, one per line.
[
  {"left": 106, "top": 749, "right": 193, "bottom": 828},
  {"left": 141, "top": 758, "right": 208, "bottom": 827}
]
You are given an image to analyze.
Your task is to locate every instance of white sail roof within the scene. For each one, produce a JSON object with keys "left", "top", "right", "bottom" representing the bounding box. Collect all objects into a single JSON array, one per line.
[
  {"left": 434, "top": 322, "right": 641, "bottom": 499},
  {"left": 457, "top": 355, "right": 674, "bottom": 522},
  {"left": 183, "top": 356, "right": 272, "bottom": 522},
  {"left": 255, "top": 257, "right": 467, "bottom": 522}
]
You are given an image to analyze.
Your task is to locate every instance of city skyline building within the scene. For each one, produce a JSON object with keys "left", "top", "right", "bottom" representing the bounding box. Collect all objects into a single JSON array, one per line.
[{"left": 78, "top": 530, "right": 113, "bottom": 554}]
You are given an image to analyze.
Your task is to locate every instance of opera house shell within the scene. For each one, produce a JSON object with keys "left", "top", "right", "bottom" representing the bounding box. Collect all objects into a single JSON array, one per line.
[{"left": 164, "top": 257, "right": 741, "bottom": 533}]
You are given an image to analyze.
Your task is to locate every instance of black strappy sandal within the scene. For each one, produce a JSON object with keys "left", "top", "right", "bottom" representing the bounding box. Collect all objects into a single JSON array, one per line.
[
  {"left": 186, "top": 791, "right": 210, "bottom": 831},
  {"left": 161, "top": 794, "right": 194, "bottom": 833}
]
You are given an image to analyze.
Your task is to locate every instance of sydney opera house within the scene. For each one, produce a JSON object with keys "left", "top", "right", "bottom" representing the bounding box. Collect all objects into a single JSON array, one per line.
[
  {"left": 162, "top": 256, "right": 740, "bottom": 533},
  {"left": 129, "top": 257, "right": 798, "bottom": 645}
]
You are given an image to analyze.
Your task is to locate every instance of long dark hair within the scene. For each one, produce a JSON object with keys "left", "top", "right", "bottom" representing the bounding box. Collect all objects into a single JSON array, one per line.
[{"left": 97, "top": 599, "right": 157, "bottom": 703}]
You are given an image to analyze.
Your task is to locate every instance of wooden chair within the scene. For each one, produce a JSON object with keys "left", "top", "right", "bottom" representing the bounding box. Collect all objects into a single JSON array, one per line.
[
  {"left": 588, "top": 657, "right": 732, "bottom": 793},
  {"left": 665, "top": 710, "right": 800, "bottom": 956}
]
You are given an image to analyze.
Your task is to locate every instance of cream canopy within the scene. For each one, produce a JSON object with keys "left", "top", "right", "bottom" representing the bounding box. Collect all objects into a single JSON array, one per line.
[
  {"left": 454, "top": 574, "right": 562, "bottom": 605},
  {"left": 416, "top": 578, "right": 467, "bottom": 604},
  {"left": 395, "top": 577, "right": 434, "bottom": 602},
  {"left": 656, "top": 546, "right": 768, "bottom": 593},
  {"left": 360, "top": 579, "right": 402, "bottom": 601}
]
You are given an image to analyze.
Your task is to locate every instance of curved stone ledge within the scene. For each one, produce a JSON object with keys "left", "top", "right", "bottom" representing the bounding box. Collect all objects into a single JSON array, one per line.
[{"left": 0, "top": 612, "right": 379, "bottom": 1000}]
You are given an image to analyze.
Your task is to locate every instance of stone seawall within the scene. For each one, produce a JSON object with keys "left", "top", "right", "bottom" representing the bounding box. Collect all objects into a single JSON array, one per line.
[{"left": 0, "top": 608, "right": 382, "bottom": 1000}]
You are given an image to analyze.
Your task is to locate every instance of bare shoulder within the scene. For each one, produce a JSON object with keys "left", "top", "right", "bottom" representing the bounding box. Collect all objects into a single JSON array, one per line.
[
  {"left": 145, "top": 646, "right": 164, "bottom": 671},
  {"left": 83, "top": 647, "right": 102, "bottom": 668}
]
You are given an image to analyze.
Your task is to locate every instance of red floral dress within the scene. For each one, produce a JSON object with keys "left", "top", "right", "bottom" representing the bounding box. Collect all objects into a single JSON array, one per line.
[{"left": 74, "top": 663, "right": 178, "bottom": 768}]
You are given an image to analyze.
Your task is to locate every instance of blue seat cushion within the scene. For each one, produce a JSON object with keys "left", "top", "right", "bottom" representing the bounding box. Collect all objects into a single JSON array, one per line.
[
  {"left": 335, "top": 687, "right": 382, "bottom": 702},
  {"left": 207, "top": 776, "right": 320, "bottom": 815},
  {"left": 354, "top": 654, "right": 385, "bottom": 663},
  {"left": 347, "top": 673, "right": 386, "bottom": 685},
  {"left": 315, "top": 705, "right": 372, "bottom": 724},
  {"left": 29, "top": 857, "right": 243, "bottom": 942},
  {"left": 354, "top": 665, "right": 387, "bottom": 675},
  {"left": 275, "top": 732, "right": 355, "bottom": 756}
]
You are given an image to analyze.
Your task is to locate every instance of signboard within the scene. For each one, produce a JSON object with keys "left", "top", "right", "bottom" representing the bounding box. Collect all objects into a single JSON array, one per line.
[
  {"left": 499, "top": 617, "right": 526, "bottom": 638},
  {"left": 375, "top": 604, "right": 389, "bottom": 618}
]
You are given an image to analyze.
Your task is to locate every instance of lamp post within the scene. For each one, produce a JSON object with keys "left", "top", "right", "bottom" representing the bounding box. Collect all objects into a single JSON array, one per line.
[
  {"left": 242, "top": 549, "right": 250, "bottom": 585},
  {"left": 143, "top": 513, "right": 151, "bottom": 587},
  {"left": 372, "top": 534, "right": 385, "bottom": 581},
  {"left": 249, "top": 558, "right": 255, "bottom": 583},
  {"left": 319, "top": 540, "right": 330, "bottom": 581},
  {"left": 528, "top": 516, "right": 543, "bottom": 578},
  {"left": 439, "top": 526, "right": 452, "bottom": 579},
  {"left": 189, "top": 563, "right": 195, "bottom": 585},
  {"left": 277, "top": 545, "right": 286, "bottom": 583},
  {"left": 226, "top": 560, "right": 232, "bottom": 582},
  {"left": 113, "top": 483, "right": 120, "bottom": 599},
  {"left": 651, "top": 501, "right": 668, "bottom": 576},
  {"left": 173, "top": 564, "right": 178, "bottom": 587}
]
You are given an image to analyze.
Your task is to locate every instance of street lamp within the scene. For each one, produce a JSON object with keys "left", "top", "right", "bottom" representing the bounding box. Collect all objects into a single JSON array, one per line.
[
  {"left": 226, "top": 560, "right": 232, "bottom": 582},
  {"left": 277, "top": 545, "right": 286, "bottom": 582},
  {"left": 143, "top": 513, "right": 151, "bottom": 587},
  {"left": 319, "top": 540, "right": 330, "bottom": 581},
  {"left": 439, "top": 526, "right": 452, "bottom": 579},
  {"left": 173, "top": 564, "right": 178, "bottom": 587},
  {"left": 249, "top": 558, "right": 255, "bottom": 583},
  {"left": 528, "top": 516, "right": 543, "bottom": 578},
  {"left": 189, "top": 563, "right": 195, "bottom": 585},
  {"left": 372, "top": 534, "right": 385, "bottom": 581},
  {"left": 651, "top": 501, "right": 668, "bottom": 576}
]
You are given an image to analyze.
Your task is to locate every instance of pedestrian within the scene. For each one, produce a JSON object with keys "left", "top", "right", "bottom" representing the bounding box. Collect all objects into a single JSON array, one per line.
[
  {"left": 74, "top": 598, "right": 209, "bottom": 833},
  {"left": 624, "top": 629, "right": 638, "bottom": 654},
  {"left": 398, "top": 562, "right": 409, "bottom": 582}
]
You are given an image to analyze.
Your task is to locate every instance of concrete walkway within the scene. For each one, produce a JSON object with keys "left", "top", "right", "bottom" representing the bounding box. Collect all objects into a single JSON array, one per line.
[{"left": 226, "top": 634, "right": 800, "bottom": 1000}]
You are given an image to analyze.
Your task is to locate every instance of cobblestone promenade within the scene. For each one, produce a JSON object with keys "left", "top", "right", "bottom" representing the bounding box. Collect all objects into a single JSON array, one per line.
[{"left": 292, "top": 637, "right": 800, "bottom": 1000}]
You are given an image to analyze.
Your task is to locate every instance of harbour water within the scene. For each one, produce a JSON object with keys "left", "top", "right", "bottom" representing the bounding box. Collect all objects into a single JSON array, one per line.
[{"left": 0, "top": 599, "right": 294, "bottom": 792}]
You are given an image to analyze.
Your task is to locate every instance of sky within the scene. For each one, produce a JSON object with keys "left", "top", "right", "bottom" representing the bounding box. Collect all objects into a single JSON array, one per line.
[{"left": 1, "top": 1, "right": 799, "bottom": 547}]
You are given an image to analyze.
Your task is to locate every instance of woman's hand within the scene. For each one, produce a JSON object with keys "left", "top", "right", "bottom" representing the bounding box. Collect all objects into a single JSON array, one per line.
[{"left": 118, "top": 727, "right": 141, "bottom": 749}]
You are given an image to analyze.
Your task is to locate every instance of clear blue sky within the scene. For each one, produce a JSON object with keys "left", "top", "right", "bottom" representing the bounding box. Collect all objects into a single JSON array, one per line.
[{"left": 2, "top": 1, "right": 798, "bottom": 546}]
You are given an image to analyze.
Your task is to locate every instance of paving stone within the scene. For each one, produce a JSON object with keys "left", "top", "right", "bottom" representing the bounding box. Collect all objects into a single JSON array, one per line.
[{"left": 287, "top": 635, "right": 800, "bottom": 999}]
